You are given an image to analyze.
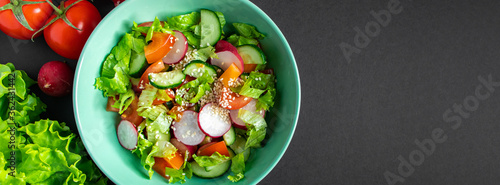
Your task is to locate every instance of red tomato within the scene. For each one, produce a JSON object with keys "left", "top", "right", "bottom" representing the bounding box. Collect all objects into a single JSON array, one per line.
[
  {"left": 121, "top": 95, "right": 143, "bottom": 126},
  {"left": 219, "top": 86, "right": 252, "bottom": 110},
  {"left": 43, "top": 0, "right": 101, "bottom": 59},
  {"left": 144, "top": 32, "right": 175, "bottom": 64},
  {"left": 0, "top": 0, "right": 53, "bottom": 40}
]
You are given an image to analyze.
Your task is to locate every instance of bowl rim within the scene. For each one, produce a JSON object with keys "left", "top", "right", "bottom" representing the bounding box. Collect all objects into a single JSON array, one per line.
[{"left": 73, "top": 0, "right": 301, "bottom": 184}]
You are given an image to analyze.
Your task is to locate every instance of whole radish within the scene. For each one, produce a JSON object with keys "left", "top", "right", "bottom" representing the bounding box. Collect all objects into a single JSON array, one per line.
[{"left": 38, "top": 61, "right": 74, "bottom": 97}]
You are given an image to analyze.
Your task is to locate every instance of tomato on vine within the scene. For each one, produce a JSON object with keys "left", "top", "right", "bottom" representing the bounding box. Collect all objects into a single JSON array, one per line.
[
  {"left": 37, "top": 0, "right": 101, "bottom": 59},
  {"left": 0, "top": 0, "right": 53, "bottom": 40}
]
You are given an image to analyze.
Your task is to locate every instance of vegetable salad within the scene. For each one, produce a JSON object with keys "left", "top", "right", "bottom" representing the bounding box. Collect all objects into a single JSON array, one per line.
[{"left": 95, "top": 9, "right": 276, "bottom": 183}]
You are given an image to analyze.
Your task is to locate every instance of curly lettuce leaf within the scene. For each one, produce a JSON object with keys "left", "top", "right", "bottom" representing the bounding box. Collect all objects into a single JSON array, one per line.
[
  {"left": 111, "top": 89, "right": 135, "bottom": 114},
  {"left": 192, "top": 152, "right": 230, "bottom": 168},
  {"left": 95, "top": 33, "right": 144, "bottom": 97},
  {"left": 238, "top": 109, "right": 267, "bottom": 149},
  {"left": 132, "top": 127, "right": 158, "bottom": 179},
  {"left": 0, "top": 120, "right": 108, "bottom": 185}
]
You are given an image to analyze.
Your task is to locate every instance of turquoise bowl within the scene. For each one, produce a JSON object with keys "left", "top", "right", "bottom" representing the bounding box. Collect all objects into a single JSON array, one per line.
[{"left": 73, "top": 0, "right": 300, "bottom": 184}]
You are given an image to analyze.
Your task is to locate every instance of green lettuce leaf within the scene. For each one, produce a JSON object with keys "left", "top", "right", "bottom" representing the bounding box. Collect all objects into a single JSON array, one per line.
[
  {"left": 227, "top": 34, "right": 259, "bottom": 47},
  {"left": 175, "top": 72, "right": 215, "bottom": 105},
  {"left": 95, "top": 33, "right": 140, "bottom": 97},
  {"left": 112, "top": 88, "right": 135, "bottom": 114},
  {"left": 163, "top": 152, "right": 192, "bottom": 184},
  {"left": 215, "top": 11, "right": 226, "bottom": 35},
  {"left": 232, "top": 23, "right": 265, "bottom": 39},
  {"left": 192, "top": 152, "right": 230, "bottom": 168},
  {"left": 137, "top": 85, "right": 158, "bottom": 112},
  {"left": 238, "top": 109, "right": 267, "bottom": 149},
  {"left": 238, "top": 71, "right": 276, "bottom": 111},
  {"left": 228, "top": 153, "right": 245, "bottom": 182},
  {"left": 132, "top": 128, "right": 158, "bottom": 179},
  {"left": 167, "top": 12, "right": 200, "bottom": 32}
]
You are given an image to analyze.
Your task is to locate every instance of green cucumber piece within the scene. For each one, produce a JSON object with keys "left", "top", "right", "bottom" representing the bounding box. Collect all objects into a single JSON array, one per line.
[
  {"left": 129, "top": 51, "right": 148, "bottom": 78},
  {"left": 223, "top": 126, "right": 236, "bottom": 146},
  {"left": 148, "top": 70, "right": 185, "bottom": 89},
  {"left": 191, "top": 160, "right": 230, "bottom": 178},
  {"left": 183, "top": 60, "right": 217, "bottom": 78},
  {"left": 200, "top": 9, "right": 221, "bottom": 47},
  {"left": 229, "top": 135, "right": 251, "bottom": 161},
  {"left": 237, "top": 44, "right": 266, "bottom": 64}
]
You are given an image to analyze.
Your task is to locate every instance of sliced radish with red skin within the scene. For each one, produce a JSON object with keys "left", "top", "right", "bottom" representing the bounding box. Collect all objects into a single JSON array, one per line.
[
  {"left": 117, "top": 120, "right": 138, "bottom": 150},
  {"left": 198, "top": 103, "right": 232, "bottom": 138},
  {"left": 162, "top": 30, "right": 188, "bottom": 64},
  {"left": 173, "top": 110, "right": 206, "bottom": 146},
  {"left": 229, "top": 99, "right": 265, "bottom": 129},
  {"left": 211, "top": 40, "right": 244, "bottom": 73},
  {"left": 170, "top": 138, "right": 197, "bottom": 161}
]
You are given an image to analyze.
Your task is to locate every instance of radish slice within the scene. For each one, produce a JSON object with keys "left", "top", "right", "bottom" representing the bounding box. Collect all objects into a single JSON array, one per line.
[
  {"left": 117, "top": 120, "right": 138, "bottom": 150},
  {"left": 162, "top": 30, "right": 188, "bottom": 64},
  {"left": 211, "top": 51, "right": 244, "bottom": 73},
  {"left": 211, "top": 41, "right": 244, "bottom": 72},
  {"left": 170, "top": 138, "right": 197, "bottom": 161},
  {"left": 173, "top": 110, "right": 205, "bottom": 146},
  {"left": 230, "top": 99, "right": 265, "bottom": 129},
  {"left": 198, "top": 103, "right": 232, "bottom": 138}
]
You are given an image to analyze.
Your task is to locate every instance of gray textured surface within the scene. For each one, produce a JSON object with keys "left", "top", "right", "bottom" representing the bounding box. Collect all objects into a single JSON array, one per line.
[{"left": 1, "top": 0, "right": 500, "bottom": 184}]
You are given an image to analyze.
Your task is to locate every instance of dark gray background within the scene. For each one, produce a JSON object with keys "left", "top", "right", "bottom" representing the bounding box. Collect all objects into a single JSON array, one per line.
[{"left": 1, "top": 0, "right": 500, "bottom": 184}]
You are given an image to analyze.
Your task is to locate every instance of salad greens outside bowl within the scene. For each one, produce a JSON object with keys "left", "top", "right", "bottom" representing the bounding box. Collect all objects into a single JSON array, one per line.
[{"left": 73, "top": 0, "right": 300, "bottom": 184}]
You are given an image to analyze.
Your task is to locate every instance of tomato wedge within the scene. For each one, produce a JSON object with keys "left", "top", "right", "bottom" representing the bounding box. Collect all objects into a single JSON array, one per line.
[
  {"left": 243, "top": 64, "right": 257, "bottom": 73},
  {"left": 144, "top": 32, "right": 175, "bottom": 64},
  {"left": 120, "top": 95, "right": 143, "bottom": 126},
  {"left": 219, "top": 86, "right": 252, "bottom": 110},
  {"left": 138, "top": 61, "right": 165, "bottom": 90}
]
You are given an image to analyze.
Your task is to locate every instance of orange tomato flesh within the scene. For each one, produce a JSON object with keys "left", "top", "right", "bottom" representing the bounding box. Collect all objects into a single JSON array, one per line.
[
  {"left": 219, "top": 86, "right": 252, "bottom": 110},
  {"left": 220, "top": 63, "right": 241, "bottom": 88},
  {"left": 144, "top": 32, "right": 176, "bottom": 64},
  {"left": 197, "top": 141, "right": 230, "bottom": 157},
  {"left": 243, "top": 64, "right": 257, "bottom": 73}
]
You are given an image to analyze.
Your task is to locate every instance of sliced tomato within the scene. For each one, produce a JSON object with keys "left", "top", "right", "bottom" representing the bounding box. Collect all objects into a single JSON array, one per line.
[
  {"left": 144, "top": 32, "right": 175, "bottom": 64},
  {"left": 168, "top": 105, "right": 185, "bottom": 122},
  {"left": 243, "top": 64, "right": 257, "bottom": 73},
  {"left": 218, "top": 86, "right": 252, "bottom": 110},
  {"left": 138, "top": 61, "right": 165, "bottom": 90},
  {"left": 120, "top": 95, "right": 143, "bottom": 126},
  {"left": 196, "top": 141, "right": 230, "bottom": 157},
  {"left": 106, "top": 97, "right": 119, "bottom": 112}
]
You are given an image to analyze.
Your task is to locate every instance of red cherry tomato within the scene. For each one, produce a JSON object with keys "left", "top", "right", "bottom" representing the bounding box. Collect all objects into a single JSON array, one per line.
[
  {"left": 0, "top": 0, "right": 53, "bottom": 40},
  {"left": 43, "top": 0, "right": 101, "bottom": 59}
]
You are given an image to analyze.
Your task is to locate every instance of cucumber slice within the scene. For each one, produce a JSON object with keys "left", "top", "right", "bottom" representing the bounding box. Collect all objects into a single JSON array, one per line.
[
  {"left": 229, "top": 135, "right": 251, "bottom": 161},
  {"left": 129, "top": 51, "right": 148, "bottom": 78},
  {"left": 200, "top": 9, "right": 221, "bottom": 47},
  {"left": 212, "top": 65, "right": 223, "bottom": 77},
  {"left": 148, "top": 70, "right": 185, "bottom": 89},
  {"left": 191, "top": 160, "right": 230, "bottom": 178},
  {"left": 183, "top": 60, "right": 217, "bottom": 78},
  {"left": 237, "top": 44, "right": 266, "bottom": 64},
  {"left": 223, "top": 126, "right": 236, "bottom": 146}
]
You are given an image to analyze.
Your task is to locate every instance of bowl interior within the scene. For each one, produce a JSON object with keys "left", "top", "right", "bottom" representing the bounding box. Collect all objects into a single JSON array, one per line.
[{"left": 74, "top": 0, "right": 300, "bottom": 184}]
